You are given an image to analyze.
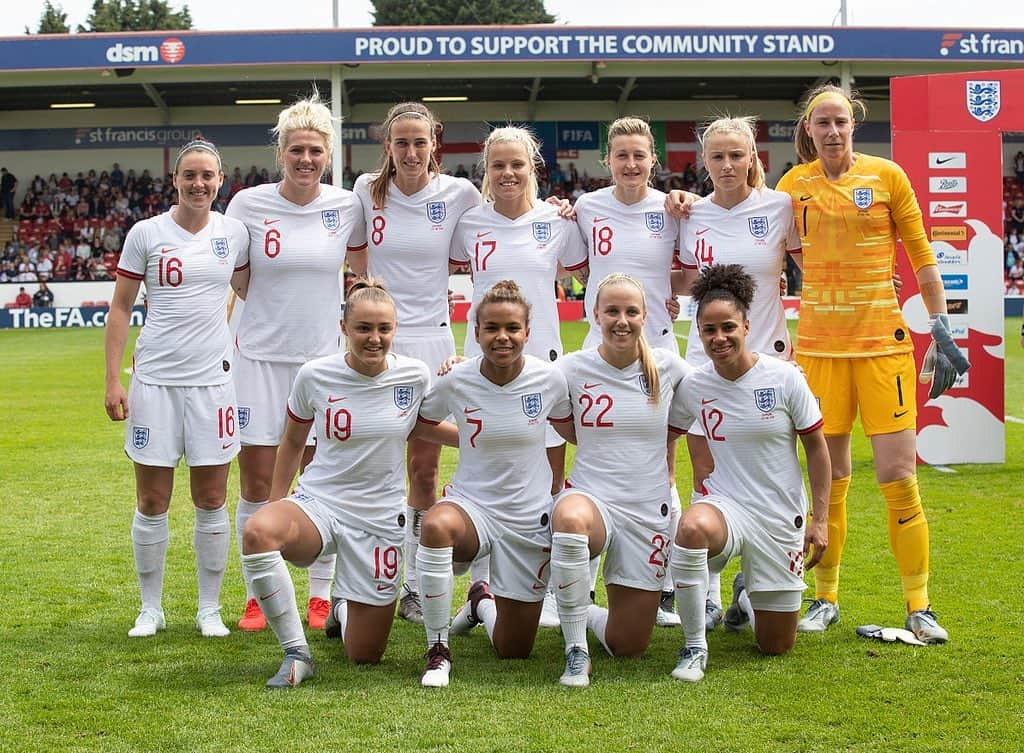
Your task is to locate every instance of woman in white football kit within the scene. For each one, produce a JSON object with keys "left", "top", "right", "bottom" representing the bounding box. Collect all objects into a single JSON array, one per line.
[
  {"left": 226, "top": 95, "right": 365, "bottom": 632},
  {"left": 548, "top": 274, "right": 692, "bottom": 687},
  {"left": 676, "top": 116, "right": 801, "bottom": 629},
  {"left": 345, "top": 102, "right": 481, "bottom": 625},
  {"left": 449, "top": 126, "right": 588, "bottom": 496},
  {"left": 415, "top": 280, "right": 571, "bottom": 688},
  {"left": 667, "top": 264, "right": 830, "bottom": 683},
  {"left": 104, "top": 140, "right": 249, "bottom": 639},
  {"left": 239, "top": 282, "right": 456, "bottom": 688},
  {"left": 571, "top": 117, "right": 686, "bottom": 628}
]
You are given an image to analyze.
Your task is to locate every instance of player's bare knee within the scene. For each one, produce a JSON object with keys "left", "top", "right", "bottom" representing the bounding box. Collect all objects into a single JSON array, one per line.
[
  {"left": 675, "top": 507, "right": 715, "bottom": 548},
  {"left": 346, "top": 646, "right": 384, "bottom": 665},
  {"left": 552, "top": 501, "right": 592, "bottom": 535},
  {"left": 136, "top": 492, "right": 171, "bottom": 516},
  {"left": 419, "top": 507, "right": 457, "bottom": 548},
  {"left": 241, "top": 516, "right": 279, "bottom": 554},
  {"left": 756, "top": 633, "right": 795, "bottom": 656}
]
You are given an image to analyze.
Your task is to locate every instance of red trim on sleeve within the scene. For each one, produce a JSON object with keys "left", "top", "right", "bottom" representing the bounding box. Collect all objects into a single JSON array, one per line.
[
  {"left": 668, "top": 424, "right": 688, "bottom": 436},
  {"left": 286, "top": 406, "right": 313, "bottom": 424},
  {"left": 548, "top": 414, "right": 573, "bottom": 423},
  {"left": 233, "top": 262, "right": 250, "bottom": 272},
  {"left": 563, "top": 260, "right": 588, "bottom": 271},
  {"left": 787, "top": 247, "right": 802, "bottom": 254},
  {"left": 679, "top": 262, "right": 698, "bottom": 270},
  {"left": 797, "top": 418, "right": 824, "bottom": 435},
  {"left": 417, "top": 415, "right": 441, "bottom": 426},
  {"left": 116, "top": 267, "right": 144, "bottom": 280},
  {"left": 346, "top": 243, "right": 368, "bottom": 253},
  {"left": 448, "top": 257, "right": 468, "bottom": 266}
]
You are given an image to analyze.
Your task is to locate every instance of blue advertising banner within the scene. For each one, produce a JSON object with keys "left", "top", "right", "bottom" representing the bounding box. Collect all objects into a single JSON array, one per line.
[
  {"left": 556, "top": 122, "right": 601, "bottom": 151},
  {"left": 3, "top": 28, "right": 1024, "bottom": 71},
  {"left": 0, "top": 305, "right": 146, "bottom": 329}
]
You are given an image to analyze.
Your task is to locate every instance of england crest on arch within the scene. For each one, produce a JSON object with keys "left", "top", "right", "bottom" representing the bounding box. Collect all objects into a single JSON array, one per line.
[
  {"left": 427, "top": 202, "right": 447, "bottom": 224},
  {"left": 748, "top": 216, "right": 769, "bottom": 239},
  {"left": 532, "top": 222, "right": 551, "bottom": 243},
  {"left": 966, "top": 80, "right": 1000, "bottom": 123},
  {"left": 753, "top": 388, "right": 776, "bottom": 413},
  {"left": 645, "top": 211, "right": 665, "bottom": 233},
  {"left": 522, "top": 392, "right": 543, "bottom": 418},
  {"left": 322, "top": 209, "right": 340, "bottom": 231},
  {"left": 132, "top": 426, "right": 150, "bottom": 449},
  {"left": 853, "top": 188, "right": 873, "bottom": 210},
  {"left": 394, "top": 385, "right": 414, "bottom": 410}
]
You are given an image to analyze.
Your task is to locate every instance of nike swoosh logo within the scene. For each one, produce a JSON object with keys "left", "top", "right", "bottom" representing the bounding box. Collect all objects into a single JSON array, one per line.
[
  {"left": 695, "top": 228, "right": 711, "bottom": 236},
  {"left": 376, "top": 584, "right": 394, "bottom": 591},
  {"left": 424, "top": 593, "right": 445, "bottom": 599},
  {"left": 221, "top": 442, "right": 234, "bottom": 449},
  {"left": 935, "top": 157, "right": 956, "bottom": 164},
  {"left": 464, "top": 407, "right": 481, "bottom": 414},
  {"left": 592, "top": 217, "right": 609, "bottom": 223},
  {"left": 327, "top": 396, "right": 346, "bottom": 403},
  {"left": 583, "top": 382, "right": 601, "bottom": 390},
  {"left": 893, "top": 410, "right": 909, "bottom": 418},
  {"left": 160, "top": 247, "right": 177, "bottom": 254},
  {"left": 263, "top": 219, "right": 280, "bottom": 225},
  {"left": 799, "top": 195, "right": 813, "bottom": 201},
  {"left": 259, "top": 589, "right": 280, "bottom": 602},
  {"left": 898, "top": 512, "right": 921, "bottom": 525},
  {"left": 476, "top": 231, "right": 492, "bottom": 238},
  {"left": 701, "top": 398, "right": 716, "bottom": 405},
  {"left": 531, "top": 583, "right": 545, "bottom": 590},
  {"left": 557, "top": 580, "right": 579, "bottom": 590}
]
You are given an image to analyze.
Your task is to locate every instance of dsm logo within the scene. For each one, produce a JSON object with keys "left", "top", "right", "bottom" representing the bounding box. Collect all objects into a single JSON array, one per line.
[{"left": 426, "top": 202, "right": 446, "bottom": 224}]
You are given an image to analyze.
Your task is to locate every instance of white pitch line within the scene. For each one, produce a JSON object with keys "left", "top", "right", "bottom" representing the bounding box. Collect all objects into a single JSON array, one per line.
[
  {"left": 1006, "top": 415, "right": 1024, "bottom": 425},
  {"left": 930, "top": 465, "right": 958, "bottom": 474}
]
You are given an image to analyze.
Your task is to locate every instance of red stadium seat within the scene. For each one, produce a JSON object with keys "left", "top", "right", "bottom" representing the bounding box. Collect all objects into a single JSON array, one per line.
[
  {"left": 80, "top": 300, "right": 95, "bottom": 307},
  {"left": 94, "top": 300, "right": 110, "bottom": 308}
]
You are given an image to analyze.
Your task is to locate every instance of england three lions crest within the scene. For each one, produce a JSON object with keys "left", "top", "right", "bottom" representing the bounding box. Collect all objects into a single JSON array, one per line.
[
  {"left": 132, "top": 426, "right": 150, "bottom": 449},
  {"left": 853, "top": 188, "right": 873, "bottom": 210},
  {"left": 532, "top": 222, "right": 551, "bottom": 243},
  {"left": 637, "top": 373, "right": 651, "bottom": 397},
  {"left": 747, "top": 216, "right": 769, "bottom": 239},
  {"left": 427, "top": 202, "right": 447, "bottom": 224},
  {"left": 645, "top": 211, "right": 665, "bottom": 233},
  {"left": 967, "top": 80, "right": 1000, "bottom": 123},
  {"left": 322, "top": 209, "right": 340, "bottom": 231},
  {"left": 754, "top": 388, "right": 776, "bottom": 413},
  {"left": 394, "top": 385, "right": 414, "bottom": 410},
  {"left": 237, "top": 407, "right": 250, "bottom": 429},
  {"left": 211, "top": 237, "right": 229, "bottom": 258},
  {"left": 521, "top": 392, "right": 543, "bottom": 418}
]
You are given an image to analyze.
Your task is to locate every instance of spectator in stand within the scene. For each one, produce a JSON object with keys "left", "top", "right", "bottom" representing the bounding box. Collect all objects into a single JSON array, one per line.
[
  {"left": 1008, "top": 258, "right": 1024, "bottom": 294},
  {"left": 52, "top": 245, "right": 70, "bottom": 280},
  {"left": 32, "top": 281, "right": 54, "bottom": 308},
  {"left": 16, "top": 253, "right": 37, "bottom": 282},
  {"left": 110, "top": 162, "right": 124, "bottom": 188},
  {"left": 89, "top": 257, "right": 113, "bottom": 280},
  {"left": 36, "top": 251, "right": 54, "bottom": 280},
  {"left": 244, "top": 165, "right": 261, "bottom": 187},
  {"left": 1, "top": 167, "right": 17, "bottom": 219},
  {"left": 14, "top": 287, "right": 31, "bottom": 307},
  {"left": 70, "top": 255, "right": 90, "bottom": 281},
  {"left": 58, "top": 173, "right": 72, "bottom": 191},
  {"left": 1009, "top": 198, "right": 1024, "bottom": 235}
]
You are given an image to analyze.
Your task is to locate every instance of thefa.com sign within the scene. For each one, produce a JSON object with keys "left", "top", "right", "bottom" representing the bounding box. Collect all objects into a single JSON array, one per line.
[{"left": 105, "top": 38, "right": 186, "bottom": 64}]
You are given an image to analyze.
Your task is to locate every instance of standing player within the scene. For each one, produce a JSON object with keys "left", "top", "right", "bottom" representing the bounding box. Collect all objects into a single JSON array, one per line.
[
  {"left": 240, "top": 281, "right": 456, "bottom": 687},
  {"left": 227, "top": 94, "right": 365, "bottom": 632},
  {"left": 104, "top": 139, "right": 249, "bottom": 638},
  {"left": 345, "top": 102, "right": 480, "bottom": 625},
  {"left": 548, "top": 274, "right": 692, "bottom": 687},
  {"left": 776, "top": 85, "right": 965, "bottom": 642},
  {"left": 668, "top": 264, "right": 830, "bottom": 682},
  {"left": 676, "top": 116, "right": 801, "bottom": 629},
  {"left": 571, "top": 117, "right": 684, "bottom": 627},
  {"left": 449, "top": 126, "right": 588, "bottom": 495},
  {"left": 415, "top": 280, "right": 571, "bottom": 688}
]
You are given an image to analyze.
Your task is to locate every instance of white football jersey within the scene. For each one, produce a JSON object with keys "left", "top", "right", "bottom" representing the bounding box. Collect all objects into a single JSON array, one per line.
[
  {"left": 451, "top": 202, "right": 587, "bottom": 363},
  {"left": 117, "top": 209, "right": 248, "bottom": 386},
  {"left": 287, "top": 353, "right": 431, "bottom": 538},
  {"left": 573, "top": 187, "right": 680, "bottom": 348},
  {"left": 351, "top": 173, "right": 479, "bottom": 329},
  {"left": 559, "top": 348, "right": 692, "bottom": 521},
  {"left": 669, "top": 356, "right": 822, "bottom": 528},
  {"left": 679, "top": 188, "right": 799, "bottom": 366},
  {"left": 419, "top": 355, "right": 571, "bottom": 529},
  {"left": 226, "top": 183, "right": 364, "bottom": 364}
]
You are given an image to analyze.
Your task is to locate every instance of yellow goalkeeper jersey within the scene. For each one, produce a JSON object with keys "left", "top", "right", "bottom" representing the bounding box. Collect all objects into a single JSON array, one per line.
[{"left": 776, "top": 153, "right": 936, "bottom": 358}]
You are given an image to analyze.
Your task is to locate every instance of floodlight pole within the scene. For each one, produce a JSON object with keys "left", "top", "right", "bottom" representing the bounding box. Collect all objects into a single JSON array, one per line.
[
  {"left": 331, "top": 0, "right": 344, "bottom": 187},
  {"left": 839, "top": 0, "right": 852, "bottom": 94}
]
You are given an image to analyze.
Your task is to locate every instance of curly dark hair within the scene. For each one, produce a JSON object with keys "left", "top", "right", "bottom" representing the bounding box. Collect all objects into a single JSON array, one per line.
[{"left": 691, "top": 263, "right": 756, "bottom": 320}]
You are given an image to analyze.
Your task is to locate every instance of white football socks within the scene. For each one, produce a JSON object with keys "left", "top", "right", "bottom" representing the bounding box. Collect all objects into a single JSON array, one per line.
[
  {"left": 235, "top": 497, "right": 267, "bottom": 599},
  {"left": 671, "top": 543, "right": 709, "bottom": 651},
  {"left": 551, "top": 532, "right": 591, "bottom": 650},
  {"left": 193, "top": 504, "right": 229, "bottom": 611},
  {"left": 417, "top": 545, "right": 453, "bottom": 648},
  {"left": 242, "top": 551, "right": 307, "bottom": 652},
  {"left": 404, "top": 506, "right": 423, "bottom": 593},
  {"left": 131, "top": 509, "right": 169, "bottom": 612},
  {"left": 307, "top": 554, "right": 335, "bottom": 601}
]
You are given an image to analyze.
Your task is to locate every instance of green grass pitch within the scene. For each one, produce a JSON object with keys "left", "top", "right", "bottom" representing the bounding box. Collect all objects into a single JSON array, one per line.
[{"left": 1, "top": 319, "right": 1022, "bottom": 752}]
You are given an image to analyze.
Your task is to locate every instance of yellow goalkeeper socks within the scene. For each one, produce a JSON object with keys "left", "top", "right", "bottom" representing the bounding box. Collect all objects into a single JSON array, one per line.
[
  {"left": 813, "top": 476, "right": 849, "bottom": 604},
  {"left": 881, "top": 476, "right": 931, "bottom": 613}
]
